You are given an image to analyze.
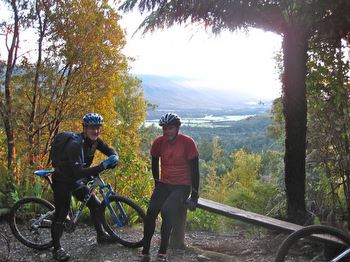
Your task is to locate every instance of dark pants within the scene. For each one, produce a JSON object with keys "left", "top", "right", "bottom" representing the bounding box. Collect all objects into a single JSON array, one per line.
[
  {"left": 142, "top": 183, "right": 191, "bottom": 254},
  {"left": 51, "top": 180, "right": 104, "bottom": 250}
]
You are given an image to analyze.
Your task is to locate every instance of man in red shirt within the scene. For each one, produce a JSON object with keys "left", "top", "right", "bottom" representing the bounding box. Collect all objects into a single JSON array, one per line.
[{"left": 139, "top": 113, "right": 200, "bottom": 262}]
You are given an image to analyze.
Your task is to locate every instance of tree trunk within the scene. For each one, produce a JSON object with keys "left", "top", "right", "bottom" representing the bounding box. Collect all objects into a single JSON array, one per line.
[
  {"left": 3, "top": 115, "right": 17, "bottom": 173},
  {"left": 282, "top": 26, "right": 308, "bottom": 224},
  {"left": 28, "top": 4, "right": 47, "bottom": 166},
  {"left": 0, "top": 0, "right": 20, "bottom": 176}
]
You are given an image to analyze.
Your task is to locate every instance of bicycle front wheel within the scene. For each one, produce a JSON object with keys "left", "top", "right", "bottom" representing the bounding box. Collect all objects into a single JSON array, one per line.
[
  {"left": 102, "top": 195, "right": 145, "bottom": 248},
  {"left": 9, "top": 197, "right": 54, "bottom": 250},
  {"left": 275, "top": 225, "right": 350, "bottom": 262}
]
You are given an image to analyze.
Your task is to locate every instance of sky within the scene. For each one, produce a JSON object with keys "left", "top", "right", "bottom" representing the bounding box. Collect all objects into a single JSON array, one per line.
[
  {"left": 119, "top": 11, "right": 283, "bottom": 101},
  {"left": 0, "top": 4, "right": 283, "bottom": 101}
]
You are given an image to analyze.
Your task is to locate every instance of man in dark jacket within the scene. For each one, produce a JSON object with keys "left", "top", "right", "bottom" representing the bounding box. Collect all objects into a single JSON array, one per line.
[{"left": 51, "top": 113, "right": 118, "bottom": 261}]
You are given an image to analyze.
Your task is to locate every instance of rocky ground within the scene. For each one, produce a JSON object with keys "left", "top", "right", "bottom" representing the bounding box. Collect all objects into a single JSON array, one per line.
[{"left": 0, "top": 220, "right": 288, "bottom": 262}]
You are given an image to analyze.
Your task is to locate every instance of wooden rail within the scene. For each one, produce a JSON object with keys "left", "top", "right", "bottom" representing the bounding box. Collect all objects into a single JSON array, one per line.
[
  {"left": 197, "top": 198, "right": 350, "bottom": 245},
  {"left": 197, "top": 198, "right": 303, "bottom": 234}
]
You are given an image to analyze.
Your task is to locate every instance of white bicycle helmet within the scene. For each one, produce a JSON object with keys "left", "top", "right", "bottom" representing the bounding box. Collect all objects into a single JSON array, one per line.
[
  {"left": 82, "top": 113, "right": 104, "bottom": 126},
  {"left": 159, "top": 113, "right": 181, "bottom": 126}
]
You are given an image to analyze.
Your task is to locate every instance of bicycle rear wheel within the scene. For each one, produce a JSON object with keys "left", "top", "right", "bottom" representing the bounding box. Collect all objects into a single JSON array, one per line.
[
  {"left": 275, "top": 225, "right": 350, "bottom": 262},
  {"left": 102, "top": 195, "right": 145, "bottom": 248},
  {"left": 9, "top": 197, "right": 54, "bottom": 250}
]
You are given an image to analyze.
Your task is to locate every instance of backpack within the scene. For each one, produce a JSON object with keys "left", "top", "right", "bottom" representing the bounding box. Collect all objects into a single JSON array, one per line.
[{"left": 49, "top": 132, "right": 83, "bottom": 168}]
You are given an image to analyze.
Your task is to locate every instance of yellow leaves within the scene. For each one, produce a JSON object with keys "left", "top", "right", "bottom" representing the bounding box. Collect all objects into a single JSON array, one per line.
[
  {"left": 7, "top": 0, "right": 136, "bottom": 170},
  {"left": 228, "top": 149, "right": 261, "bottom": 188},
  {"left": 51, "top": 0, "right": 128, "bottom": 132},
  {"left": 54, "top": 0, "right": 126, "bottom": 72},
  {"left": 202, "top": 149, "right": 262, "bottom": 204}
]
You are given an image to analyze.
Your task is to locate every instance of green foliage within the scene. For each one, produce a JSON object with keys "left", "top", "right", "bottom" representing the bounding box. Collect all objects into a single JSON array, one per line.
[
  {"left": 260, "top": 150, "right": 284, "bottom": 177},
  {"left": 0, "top": 164, "right": 53, "bottom": 208},
  {"left": 199, "top": 149, "right": 284, "bottom": 223},
  {"left": 227, "top": 149, "right": 261, "bottom": 187},
  {"left": 0, "top": 165, "right": 17, "bottom": 207},
  {"left": 120, "top": 0, "right": 350, "bottom": 37},
  {"left": 183, "top": 113, "right": 278, "bottom": 154},
  {"left": 139, "top": 124, "right": 162, "bottom": 157},
  {"left": 198, "top": 141, "right": 212, "bottom": 162},
  {"left": 305, "top": 38, "right": 350, "bottom": 224},
  {"left": 186, "top": 209, "right": 220, "bottom": 231},
  {"left": 0, "top": 128, "right": 7, "bottom": 166},
  {"left": 228, "top": 182, "right": 280, "bottom": 215},
  {"left": 112, "top": 75, "right": 151, "bottom": 208},
  {"left": 267, "top": 98, "right": 285, "bottom": 141}
]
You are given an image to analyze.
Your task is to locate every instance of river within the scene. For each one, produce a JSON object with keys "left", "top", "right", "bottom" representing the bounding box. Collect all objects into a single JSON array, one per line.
[{"left": 145, "top": 114, "right": 254, "bottom": 128}]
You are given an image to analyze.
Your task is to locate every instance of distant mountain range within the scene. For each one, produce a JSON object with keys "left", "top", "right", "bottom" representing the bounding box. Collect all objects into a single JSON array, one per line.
[{"left": 137, "top": 74, "right": 274, "bottom": 110}]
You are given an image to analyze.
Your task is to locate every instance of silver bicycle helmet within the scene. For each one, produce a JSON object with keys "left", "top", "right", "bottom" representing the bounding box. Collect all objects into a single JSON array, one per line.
[
  {"left": 159, "top": 113, "right": 181, "bottom": 126},
  {"left": 82, "top": 113, "right": 104, "bottom": 126}
]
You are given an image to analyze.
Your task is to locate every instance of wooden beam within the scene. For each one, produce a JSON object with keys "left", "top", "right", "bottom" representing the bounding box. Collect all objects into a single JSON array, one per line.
[
  {"left": 197, "top": 198, "right": 348, "bottom": 245},
  {"left": 197, "top": 198, "right": 303, "bottom": 233}
]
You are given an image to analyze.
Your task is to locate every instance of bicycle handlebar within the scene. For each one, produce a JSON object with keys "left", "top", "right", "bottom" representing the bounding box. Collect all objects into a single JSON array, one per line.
[{"left": 34, "top": 168, "right": 109, "bottom": 179}]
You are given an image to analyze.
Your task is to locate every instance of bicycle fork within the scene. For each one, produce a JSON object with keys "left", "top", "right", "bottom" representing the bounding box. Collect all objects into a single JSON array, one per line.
[{"left": 101, "top": 187, "right": 129, "bottom": 227}]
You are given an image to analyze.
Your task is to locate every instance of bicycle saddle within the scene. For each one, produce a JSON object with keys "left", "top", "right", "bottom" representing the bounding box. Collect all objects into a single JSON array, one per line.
[{"left": 34, "top": 169, "right": 55, "bottom": 177}]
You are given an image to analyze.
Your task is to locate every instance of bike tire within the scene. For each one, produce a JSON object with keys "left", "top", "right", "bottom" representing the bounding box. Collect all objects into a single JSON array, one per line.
[
  {"left": 9, "top": 197, "right": 54, "bottom": 250},
  {"left": 275, "top": 225, "right": 350, "bottom": 262},
  {"left": 102, "top": 195, "right": 145, "bottom": 248}
]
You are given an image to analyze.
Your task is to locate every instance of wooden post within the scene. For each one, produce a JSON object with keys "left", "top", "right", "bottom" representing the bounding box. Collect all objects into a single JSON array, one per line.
[{"left": 169, "top": 206, "right": 187, "bottom": 249}]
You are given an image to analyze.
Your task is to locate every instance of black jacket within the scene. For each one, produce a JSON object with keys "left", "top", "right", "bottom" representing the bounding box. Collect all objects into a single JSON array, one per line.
[{"left": 53, "top": 133, "right": 116, "bottom": 183}]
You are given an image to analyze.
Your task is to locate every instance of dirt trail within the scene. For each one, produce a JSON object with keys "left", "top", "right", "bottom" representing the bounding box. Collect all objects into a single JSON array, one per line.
[{"left": 0, "top": 221, "right": 285, "bottom": 261}]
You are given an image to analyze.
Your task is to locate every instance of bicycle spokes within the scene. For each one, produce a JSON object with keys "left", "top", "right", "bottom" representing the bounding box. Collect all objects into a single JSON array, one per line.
[
  {"left": 10, "top": 198, "right": 54, "bottom": 250},
  {"left": 102, "top": 195, "right": 144, "bottom": 248},
  {"left": 108, "top": 201, "right": 128, "bottom": 226}
]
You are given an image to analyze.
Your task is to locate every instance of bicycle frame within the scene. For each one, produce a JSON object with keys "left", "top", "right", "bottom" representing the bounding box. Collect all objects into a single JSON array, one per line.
[
  {"left": 89, "top": 175, "right": 130, "bottom": 228},
  {"left": 31, "top": 210, "right": 55, "bottom": 229},
  {"left": 34, "top": 170, "right": 130, "bottom": 230},
  {"left": 331, "top": 247, "right": 350, "bottom": 262},
  {"left": 10, "top": 169, "right": 144, "bottom": 251}
]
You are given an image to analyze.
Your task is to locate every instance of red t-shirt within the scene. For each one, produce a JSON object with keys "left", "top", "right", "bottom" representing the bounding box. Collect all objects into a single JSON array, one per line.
[{"left": 150, "top": 133, "right": 199, "bottom": 185}]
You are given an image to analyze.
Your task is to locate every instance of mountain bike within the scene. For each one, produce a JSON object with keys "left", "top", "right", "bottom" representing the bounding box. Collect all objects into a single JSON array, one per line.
[
  {"left": 275, "top": 225, "right": 350, "bottom": 261},
  {"left": 0, "top": 232, "right": 10, "bottom": 261},
  {"left": 9, "top": 169, "right": 145, "bottom": 250}
]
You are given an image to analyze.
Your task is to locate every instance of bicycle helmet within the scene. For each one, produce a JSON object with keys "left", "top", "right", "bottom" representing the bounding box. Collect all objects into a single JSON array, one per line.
[
  {"left": 159, "top": 113, "right": 181, "bottom": 126},
  {"left": 82, "top": 113, "right": 104, "bottom": 126}
]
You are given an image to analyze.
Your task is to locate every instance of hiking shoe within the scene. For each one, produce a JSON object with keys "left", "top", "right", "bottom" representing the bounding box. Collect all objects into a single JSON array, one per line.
[
  {"left": 156, "top": 253, "right": 168, "bottom": 262},
  {"left": 96, "top": 232, "right": 116, "bottom": 244},
  {"left": 135, "top": 253, "right": 150, "bottom": 262},
  {"left": 52, "top": 247, "right": 70, "bottom": 261}
]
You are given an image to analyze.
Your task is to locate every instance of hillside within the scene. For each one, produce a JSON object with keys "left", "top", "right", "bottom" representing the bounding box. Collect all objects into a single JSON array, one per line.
[
  {"left": 137, "top": 74, "right": 278, "bottom": 154},
  {"left": 138, "top": 74, "right": 273, "bottom": 111}
]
